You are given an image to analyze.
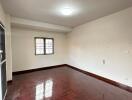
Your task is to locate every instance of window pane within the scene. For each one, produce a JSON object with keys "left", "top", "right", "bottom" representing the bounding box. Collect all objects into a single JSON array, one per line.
[
  {"left": 36, "top": 43, "right": 44, "bottom": 47},
  {"left": 35, "top": 38, "right": 44, "bottom": 55},
  {"left": 46, "top": 48, "right": 53, "bottom": 54},
  {"left": 36, "top": 48, "right": 44, "bottom": 54},
  {"left": 36, "top": 39, "right": 43, "bottom": 43},
  {"left": 36, "top": 39, "right": 44, "bottom": 47},
  {"left": 45, "top": 39, "right": 53, "bottom": 54},
  {"left": 46, "top": 39, "right": 52, "bottom": 44}
]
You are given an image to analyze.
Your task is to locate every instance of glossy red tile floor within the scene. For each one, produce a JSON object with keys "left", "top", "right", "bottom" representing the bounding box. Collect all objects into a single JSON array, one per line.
[{"left": 6, "top": 66, "right": 132, "bottom": 100}]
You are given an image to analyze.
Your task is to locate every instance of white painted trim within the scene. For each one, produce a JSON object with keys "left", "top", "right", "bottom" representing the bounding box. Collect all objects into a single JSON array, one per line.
[{"left": 3, "top": 89, "right": 7, "bottom": 100}]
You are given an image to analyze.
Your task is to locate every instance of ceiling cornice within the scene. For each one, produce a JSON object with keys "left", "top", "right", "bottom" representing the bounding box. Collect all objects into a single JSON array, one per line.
[{"left": 11, "top": 17, "right": 73, "bottom": 33}]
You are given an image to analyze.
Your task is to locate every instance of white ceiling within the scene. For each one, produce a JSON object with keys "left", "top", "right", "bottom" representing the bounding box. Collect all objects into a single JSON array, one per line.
[{"left": 1, "top": 0, "right": 132, "bottom": 28}]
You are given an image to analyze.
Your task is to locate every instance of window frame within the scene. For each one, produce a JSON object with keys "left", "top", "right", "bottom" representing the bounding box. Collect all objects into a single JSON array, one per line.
[{"left": 35, "top": 37, "right": 54, "bottom": 55}]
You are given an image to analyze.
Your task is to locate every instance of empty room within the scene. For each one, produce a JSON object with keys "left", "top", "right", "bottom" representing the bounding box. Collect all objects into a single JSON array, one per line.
[{"left": 0, "top": 0, "right": 132, "bottom": 100}]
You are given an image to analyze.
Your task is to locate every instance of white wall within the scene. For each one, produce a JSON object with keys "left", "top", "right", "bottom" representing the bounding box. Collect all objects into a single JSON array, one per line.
[
  {"left": 11, "top": 27, "right": 67, "bottom": 72},
  {"left": 67, "top": 7, "right": 132, "bottom": 87},
  {"left": 0, "top": 1, "right": 12, "bottom": 81},
  {"left": 0, "top": 1, "right": 5, "bottom": 24},
  {"left": 5, "top": 14, "right": 12, "bottom": 81}
]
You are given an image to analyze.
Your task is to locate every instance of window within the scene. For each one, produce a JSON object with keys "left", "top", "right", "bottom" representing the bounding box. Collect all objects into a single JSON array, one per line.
[{"left": 35, "top": 37, "right": 54, "bottom": 55}]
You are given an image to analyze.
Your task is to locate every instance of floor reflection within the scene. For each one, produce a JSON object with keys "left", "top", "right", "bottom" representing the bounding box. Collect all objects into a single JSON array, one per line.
[
  {"left": 36, "top": 79, "right": 53, "bottom": 100},
  {"left": 36, "top": 83, "right": 44, "bottom": 100},
  {"left": 45, "top": 79, "right": 53, "bottom": 98}
]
